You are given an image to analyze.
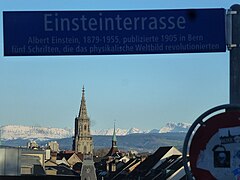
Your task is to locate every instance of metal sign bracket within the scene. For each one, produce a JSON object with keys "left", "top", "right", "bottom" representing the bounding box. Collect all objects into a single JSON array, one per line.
[{"left": 226, "top": 9, "right": 238, "bottom": 50}]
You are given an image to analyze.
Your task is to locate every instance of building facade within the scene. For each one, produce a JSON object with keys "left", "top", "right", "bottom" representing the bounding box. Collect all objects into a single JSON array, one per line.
[{"left": 72, "top": 87, "right": 93, "bottom": 154}]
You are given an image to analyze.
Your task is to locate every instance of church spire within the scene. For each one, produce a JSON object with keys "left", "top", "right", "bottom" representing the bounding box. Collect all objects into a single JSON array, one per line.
[
  {"left": 73, "top": 86, "right": 93, "bottom": 154},
  {"left": 112, "top": 121, "right": 117, "bottom": 146},
  {"left": 78, "top": 86, "right": 88, "bottom": 119},
  {"left": 106, "top": 121, "right": 119, "bottom": 156}
]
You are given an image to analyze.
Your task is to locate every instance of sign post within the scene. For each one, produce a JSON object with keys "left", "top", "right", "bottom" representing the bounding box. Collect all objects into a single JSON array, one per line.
[{"left": 230, "top": 4, "right": 240, "bottom": 104}]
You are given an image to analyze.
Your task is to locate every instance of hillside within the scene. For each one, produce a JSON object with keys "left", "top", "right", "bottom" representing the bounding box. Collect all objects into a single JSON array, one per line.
[
  {"left": 2, "top": 132, "right": 187, "bottom": 153},
  {"left": 0, "top": 122, "right": 190, "bottom": 140}
]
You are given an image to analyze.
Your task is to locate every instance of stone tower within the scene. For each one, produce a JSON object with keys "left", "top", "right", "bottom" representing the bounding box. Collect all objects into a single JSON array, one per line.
[{"left": 72, "top": 86, "right": 93, "bottom": 154}]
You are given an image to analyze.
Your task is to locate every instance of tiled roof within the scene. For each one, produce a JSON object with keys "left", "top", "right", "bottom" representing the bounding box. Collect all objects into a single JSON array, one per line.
[
  {"left": 57, "top": 152, "right": 83, "bottom": 161},
  {"left": 57, "top": 152, "right": 73, "bottom": 160},
  {"left": 128, "top": 146, "right": 173, "bottom": 178},
  {"left": 146, "top": 155, "right": 189, "bottom": 180},
  {"left": 46, "top": 165, "right": 80, "bottom": 176},
  {"left": 108, "top": 158, "right": 141, "bottom": 180},
  {"left": 145, "top": 154, "right": 181, "bottom": 179},
  {"left": 105, "top": 146, "right": 119, "bottom": 157}
]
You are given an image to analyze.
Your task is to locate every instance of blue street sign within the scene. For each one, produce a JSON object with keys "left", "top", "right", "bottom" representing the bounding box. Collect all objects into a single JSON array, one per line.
[{"left": 3, "top": 9, "right": 226, "bottom": 56}]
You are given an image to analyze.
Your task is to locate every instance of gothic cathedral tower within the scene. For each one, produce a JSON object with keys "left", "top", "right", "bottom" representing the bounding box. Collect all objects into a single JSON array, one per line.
[{"left": 72, "top": 86, "right": 93, "bottom": 154}]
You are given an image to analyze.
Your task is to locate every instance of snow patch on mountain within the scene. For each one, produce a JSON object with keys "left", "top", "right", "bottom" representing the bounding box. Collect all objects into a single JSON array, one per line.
[
  {"left": 91, "top": 128, "right": 128, "bottom": 136},
  {"left": 91, "top": 127, "right": 149, "bottom": 135},
  {"left": 149, "top": 129, "right": 161, "bottom": 134},
  {"left": 127, "top": 128, "right": 143, "bottom": 134},
  {"left": 0, "top": 125, "right": 72, "bottom": 140},
  {"left": 159, "top": 122, "right": 191, "bottom": 133},
  {"left": 0, "top": 122, "right": 191, "bottom": 140}
]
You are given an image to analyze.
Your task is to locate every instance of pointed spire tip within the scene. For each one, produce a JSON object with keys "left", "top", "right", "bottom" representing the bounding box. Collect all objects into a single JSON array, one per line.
[{"left": 82, "top": 85, "right": 85, "bottom": 94}]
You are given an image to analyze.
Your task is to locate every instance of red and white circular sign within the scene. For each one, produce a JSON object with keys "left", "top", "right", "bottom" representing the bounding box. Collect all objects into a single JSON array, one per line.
[{"left": 190, "top": 111, "right": 240, "bottom": 179}]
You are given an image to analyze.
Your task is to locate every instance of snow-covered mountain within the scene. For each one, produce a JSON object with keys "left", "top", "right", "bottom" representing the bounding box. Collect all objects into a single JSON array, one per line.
[
  {"left": 0, "top": 122, "right": 190, "bottom": 140},
  {"left": 91, "top": 128, "right": 128, "bottom": 136},
  {"left": 91, "top": 127, "right": 149, "bottom": 136},
  {"left": 0, "top": 125, "right": 72, "bottom": 140},
  {"left": 159, "top": 122, "right": 191, "bottom": 133},
  {"left": 92, "top": 122, "right": 191, "bottom": 135},
  {"left": 127, "top": 127, "right": 149, "bottom": 134},
  {"left": 149, "top": 129, "right": 161, "bottom": 134}
]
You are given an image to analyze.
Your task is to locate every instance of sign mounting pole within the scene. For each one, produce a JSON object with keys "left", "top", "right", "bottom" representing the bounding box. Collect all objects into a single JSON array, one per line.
[{"left": 230, "top": 4, "right": 240, "bottom": 104}]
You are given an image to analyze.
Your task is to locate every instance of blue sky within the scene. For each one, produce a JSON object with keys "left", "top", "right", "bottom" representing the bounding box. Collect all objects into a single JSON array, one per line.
[{"left": 0, "top": 1, "right": 237, "bottom": 130}]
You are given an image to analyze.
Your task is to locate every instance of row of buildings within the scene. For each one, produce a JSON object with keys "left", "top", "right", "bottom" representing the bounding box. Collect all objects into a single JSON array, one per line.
[{"left": 0, "top": 87, "right": 189, "bottom": 179}]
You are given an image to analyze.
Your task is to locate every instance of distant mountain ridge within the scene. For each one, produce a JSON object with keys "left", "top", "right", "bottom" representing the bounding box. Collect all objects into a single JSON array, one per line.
[
  {"left": 159, "top": 122, "right": 191, "bottom": 133},
  {"left": 91, "top": 122, "right": 191, "bottom": 135},
  {"left": 2, "top": 133, "right": 187, "bottom": 153},
  {"left": 0, "top": 122, "right": 191, "bottom": 140},
  {"left": 0, "top": 125, "right": 72, "bottom": 140}
]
